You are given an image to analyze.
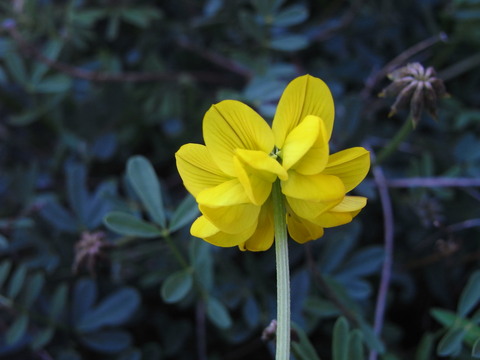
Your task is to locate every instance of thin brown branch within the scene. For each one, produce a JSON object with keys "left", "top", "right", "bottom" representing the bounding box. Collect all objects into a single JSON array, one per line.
[
  {"left": 385, "top": 177, "right": 480, "bottom": 188},
  {"left": 312, "top": 0, "right": 365, "bottom": 42},
  {"left": 369, "top": 160, "right": 395, "bottom": 360},
  {"left": 178, "top": 39, "right": 252, "bottom": 79},
  {"left": 2, "top": 21, "right": 232, "bottom": 84}
]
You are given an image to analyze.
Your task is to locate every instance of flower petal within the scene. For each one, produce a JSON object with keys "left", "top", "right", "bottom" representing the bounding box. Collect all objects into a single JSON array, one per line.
[
  {"left": 331, "top": 196, "right": 367, "bottom": 212},
  {"left": 287, "top": 212, "right": 324, "bottom": 244},
  {"left": 191, "top": 216, "right": 254, "bottom": 247},
  {"left": 312, "top": 211, "right": 353, "bottom": 228},
  {"left": 313, "top": 196, "right": 367, "bottom": 227},
  {"left": 235, "top": 149, "right": 288, "bottom": 181},
  {"left": 323, "top": 147, "right": 371, "bottom": 192},
  {"left": 203, "top": 100, "right": 275, "bottom": 176},
  {"left": 175, "top": 144, "right": 229, "bottom": 197},
  {"left": 234, "top": 157, "right": 272, "bottom": 206},
  {"left": 286, "top": 196, "right": 340, "bottom": 220},
  {"left": 239, "top": 201, "right": 274, "bottom": 251},
  {"left": 199, "top": 203, "right": 260, "bottom": 234},
  {"left": 196, "top": 178, "right": 251, "bottom": 207},
  {"left": 281, "top": 115, "right": 319, "bottom": 171},
  {"left": 233, "top": 149, "right": 287, "bottom": 205},
  {"left": 281, "top": 171, "right": 345, "bottom": 202},
  {"left": 273, "top": 75, "right": 335, "bottom": 148},
  {"left": 287, "top": 116, "right": 329, "bottom": 175}
]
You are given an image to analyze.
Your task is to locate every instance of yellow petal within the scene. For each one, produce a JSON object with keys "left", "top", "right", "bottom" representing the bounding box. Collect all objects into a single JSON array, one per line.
[
  {"left": 199, "top": 203, "right": 260, "bottom": 234},
  {"left": 233, "top": 149, "right": 287, "bottom": 205},
  {"left": 239, "top": 200, "right": 274, "bottom": 251},
  {"left": 273, "top": 75, "right": 335, "bottom": 148},
  {"left": 313, "top": 196, "right": 367, "bottom": 227},
  {"left": 281, "top": 115, "right": 319, "bottom": 171},
  {"left": 196, "top": 178, "right": 251, "bottom": 207},
  {"left": 235, "top": 149, "right": 288, "bottom": 181},
  {"left": 312, "top": 211, "right": 353, "bottom": 228},
  {"left": 234, "top": 157, "right": 272, "bottom": 206},
  {"left": 203, "top": 100, "right": 275, "bottom": 176},
  {"left": 286, "top": 196, "right": 340, "bottom": 220},
  {"left": 287, "top": 116, "right": 329, "bottom": 175},
  {"left": 281, "top": 171, "right": 345, "bottom": 202},
  {"left": 331, "top": 196, "right": 367, "bottom": 212},
  {"left": 287, "top": 212, "right": 324, "bottom": 244},
  {"left": 175, "top": 144, "right": 229, "bottom": 197},
  {"left": 191, "top": 216, "right": 254, "bottom": 247},
  {"left": 323, "top": 147, "right": 371, "bottom": 192}
]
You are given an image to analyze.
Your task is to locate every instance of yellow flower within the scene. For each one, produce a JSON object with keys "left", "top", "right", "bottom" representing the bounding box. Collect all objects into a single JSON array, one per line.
[{"left": 175, "top": 75, "right": 370, "bottom": 251}]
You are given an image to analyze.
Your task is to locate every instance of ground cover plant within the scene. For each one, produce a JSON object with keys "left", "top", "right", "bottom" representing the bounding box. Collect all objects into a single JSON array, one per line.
[{"left": 0, "top": 0, "right": 479, "bottom": 359}]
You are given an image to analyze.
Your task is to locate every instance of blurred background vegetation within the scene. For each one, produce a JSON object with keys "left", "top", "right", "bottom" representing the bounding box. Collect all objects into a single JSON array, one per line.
[{"left": 0, "top": 0, "right": 479, "bottom": 359}]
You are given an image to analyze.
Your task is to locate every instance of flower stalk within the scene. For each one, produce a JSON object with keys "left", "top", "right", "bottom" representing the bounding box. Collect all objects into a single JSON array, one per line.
[
  {"left": 272, "top": 179, "right": 291, "bottom": 360},
  {"left": 375, "top": 117, "right": 413, "bottom": 165}
]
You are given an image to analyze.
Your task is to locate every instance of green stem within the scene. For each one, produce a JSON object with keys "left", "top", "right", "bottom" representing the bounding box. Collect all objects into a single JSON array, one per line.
[
  {"left": 272, "top": 179, "right": 291, "bottom": 360},
  {"left": 164, "top": 234, "right": 189, "bottom": 269},
  {"left": 375, "top": 117, "right": 413, "bottom": 165}
]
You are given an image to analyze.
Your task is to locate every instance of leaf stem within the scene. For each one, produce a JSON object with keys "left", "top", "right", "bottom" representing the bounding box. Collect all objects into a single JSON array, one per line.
[
  {"left": 272, "top": 179, "right": 291, "bottom": 360},
  {"left": 375, "top": 117, "right": 413, "bottom": 165}
]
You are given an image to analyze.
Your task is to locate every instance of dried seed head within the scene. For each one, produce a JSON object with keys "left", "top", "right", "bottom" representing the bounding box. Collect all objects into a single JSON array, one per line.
[
  {"left": 73, "top": 231, "right": 112, "bottom": 275},
  {"left": 261, "top": 319, "right": 277, "bottom": 342},
  {"left": 379, "top": 62, "right": 447, "bottom": 127}
]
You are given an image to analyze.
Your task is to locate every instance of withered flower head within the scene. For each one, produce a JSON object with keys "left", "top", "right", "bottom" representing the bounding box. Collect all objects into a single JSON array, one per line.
[
  {"left": 379, "top": 62, "right": 447, "bottom": 127},
  {"left": 73, "top": 231, "right": 112, "bottom": 275}
]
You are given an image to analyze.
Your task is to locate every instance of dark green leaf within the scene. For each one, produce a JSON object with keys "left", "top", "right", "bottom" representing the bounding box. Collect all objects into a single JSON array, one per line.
[
  {"left": 49, "top": 283, "right": 68, "bottom": 321},
  {"left": 66, "top": 163, "right": 89, "bottom": 225},
  {"left": 304, "top": 297, "right": 340, "bottom": 318},
  {"left": 415, "top": 332, "right": 435, "bottom": 360},
  {"left": 32, "top": 40, "right": 63, "bottom": 83},
  {"left": 169, "top": 194, "right": 199, "bottom": 232},
  {"left": 458, "top": 270, "right": 480, "bottom": 317},
  {"left": 358, "top": 320, "right": 385, "bottom": 353},
  {"left": 118, "top": 349, "right": 142, "bottom": 360},
  {"left": 104, "top": 211, "right": 162, "bottom": 238},
  {"left": 7, "top": 264, "right": 27, "bottom": 299},
  {"left": 72, "top": 278, "right": 97, "bottom": 324},
  {"left": 35, "top": 75, "right": 72, "bottom": 94},
  {"left": 291, "top": 322, "right": 321, "bottom": 360},
  {"left": 6, "top": 314, "right": 28, "bottom": 345},
  {"left": 272, "top": 4, "right": 308, "bottom": 26},
  {"left": 336, "top": 246, "right": 384, "bottom": 279},
  {"left": 437, "top": 328, "right": 466, "bottom": 356},
  {"left": 472, "top": 338, "right": 480, "bottom": 358},
  {"left": 4, "top": 51, "right": 28, "bottom": 86},
  {"left": 85, "top": 180, "right": 116, "bottom": 229},
  {"left": 80, "top": 330, "right": 132, "bottom": 353},
  {"left": 76, "top": 287, "right": 140, "bottom": 332},
  {"left": 31, "top": 327, "right": 55, "bottom": 350},
  {"left": 319, "top": 235, "right": 357, "bottom": 274},
  {"left": 189, "top": 239, "right": 213, "bottom": 290},
  {"left": 22, "top": 272, "right": 45, "bottom": 307},
  {"left": 269, "top": 34, "right": 309, "bottom": 51},
  {"left": 0, "top": 260, "right": 12, "bottom": 289},
  {"left": 348, "top": 330, "right": 364, "bottom": 360},
  {"left": 160, "top": 269, "right": 193, "bottom": 304},
  {"left": 242, "top": 296, "right": 260, "bottom": 327},
  {"left": 0, "top": 234, "right": 8, "bottom": 249},
  {"left": 120, "top": 8, "right": 162, "bottom": 28},
  {"left": 207, "top": 297, "right": 232, "bottom": 329},
  {"left": 333, "top": 317, "right": 349, "bottom": 360},
  {"left": 127, "top": 156, "right": 166, "bottom": 228},
  {"left": 39, "top": 201, "right": 78, "bottom": 232}
]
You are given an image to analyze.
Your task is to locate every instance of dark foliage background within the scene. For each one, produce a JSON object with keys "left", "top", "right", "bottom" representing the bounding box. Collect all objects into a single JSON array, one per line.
[{"left": 0, "top": 0, "right": 479, "bottom": 359}]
